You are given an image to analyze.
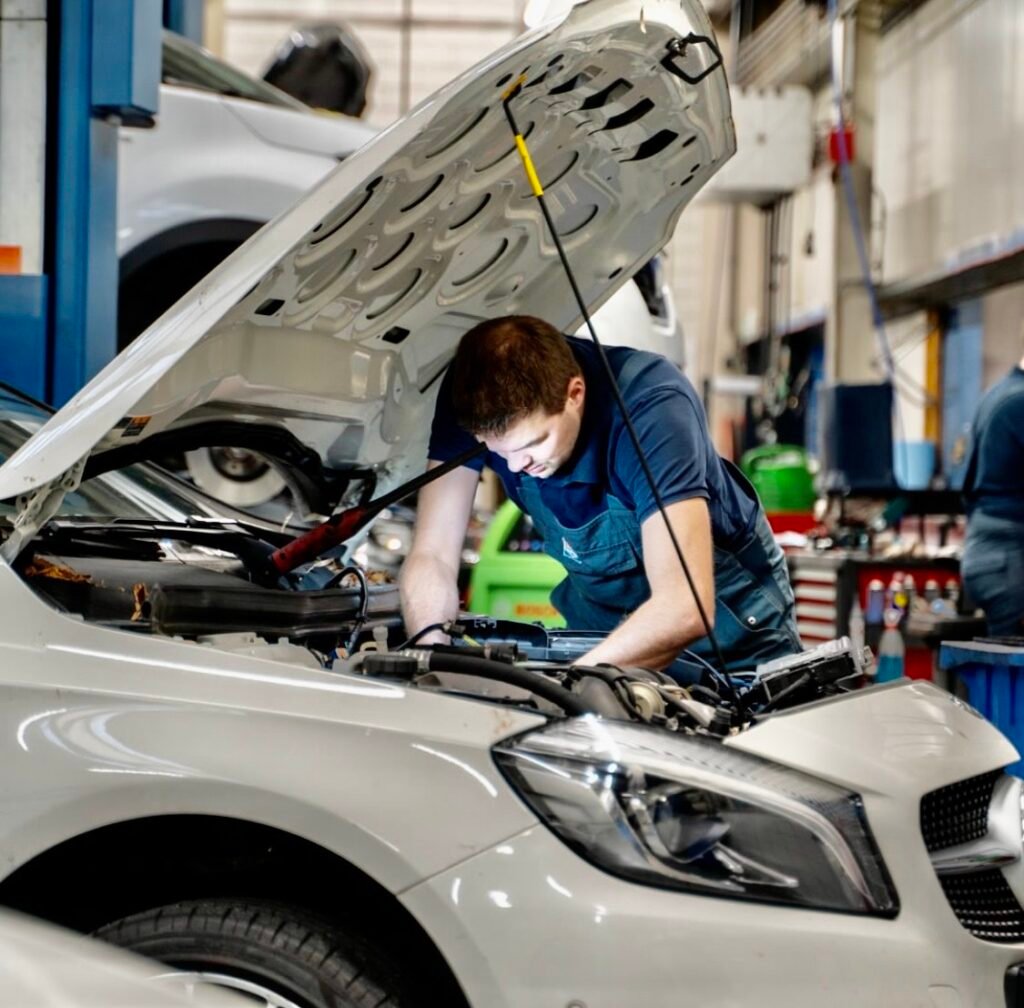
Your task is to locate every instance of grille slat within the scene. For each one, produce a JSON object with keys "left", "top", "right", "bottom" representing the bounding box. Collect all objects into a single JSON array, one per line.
[
  {"left": 938, "top": 871, "right": 1024, "bottom": 943},
  {"left": 921, "top": 770, "right": 1024, "bottom": 943},
  {"left": 920, "top": 770, "right": 1000, "bottom": 852}
]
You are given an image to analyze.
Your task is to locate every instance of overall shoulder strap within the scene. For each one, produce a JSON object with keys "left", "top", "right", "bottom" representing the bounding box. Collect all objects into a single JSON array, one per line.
[{"left": 606, "top": 346, "right": 654, "bottom": 393}]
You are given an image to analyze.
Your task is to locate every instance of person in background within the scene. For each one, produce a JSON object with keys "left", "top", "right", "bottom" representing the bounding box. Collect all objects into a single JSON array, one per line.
[
  {"left": 399, "top": 315, "right": 801, "bottom": 682},
  {"left": 961, "top": 347, "right": 1024, "bottom": 637}
]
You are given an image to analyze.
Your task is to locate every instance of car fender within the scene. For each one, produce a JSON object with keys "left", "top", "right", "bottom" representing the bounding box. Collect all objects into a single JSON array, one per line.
[{"left": 0, "top": 565, "right": 542, "bottom": 893}]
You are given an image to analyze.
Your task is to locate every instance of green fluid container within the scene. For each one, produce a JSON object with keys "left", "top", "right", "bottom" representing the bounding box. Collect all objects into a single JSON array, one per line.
[
  {"left": 468, "top": 500, "right": 566, "bottom": 627},
  {"left": 740, "top": 444, "right": 815, "bottom": 512}
]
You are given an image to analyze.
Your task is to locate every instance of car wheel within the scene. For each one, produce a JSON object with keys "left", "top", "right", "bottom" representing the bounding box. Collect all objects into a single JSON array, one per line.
[
  {"left": 96, "top": 899, "right": 405, "bottom": 1008},
  {"left": 184, "top": 446, "right": 288, "bottom": 508},
  {"left": 118, "top": 241, "right": 243, "bottom": 351}
]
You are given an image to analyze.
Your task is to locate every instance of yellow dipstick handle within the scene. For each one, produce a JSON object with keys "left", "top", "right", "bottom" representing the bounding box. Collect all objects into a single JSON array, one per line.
[
  {"left": 500, "top": 73, "right": 528, "bottom": 101},
  {"left": 515, "top": 135, "right": 544, "bottom": 197}
]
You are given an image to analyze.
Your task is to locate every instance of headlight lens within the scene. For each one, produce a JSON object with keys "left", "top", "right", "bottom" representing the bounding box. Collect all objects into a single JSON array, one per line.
[{"left": 493, "top": 718, "right": 898, "bottom": 915}]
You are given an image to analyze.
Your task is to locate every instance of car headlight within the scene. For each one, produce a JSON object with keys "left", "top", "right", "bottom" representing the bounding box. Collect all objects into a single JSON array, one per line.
[{"left": 493, "top": 717, "right": 898, "bottom": 916}]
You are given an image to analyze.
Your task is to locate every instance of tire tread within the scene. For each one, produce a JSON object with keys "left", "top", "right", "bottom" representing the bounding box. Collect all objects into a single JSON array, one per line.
[{"left": 96, "top": 898, "right": 403, "bottom": 1008}]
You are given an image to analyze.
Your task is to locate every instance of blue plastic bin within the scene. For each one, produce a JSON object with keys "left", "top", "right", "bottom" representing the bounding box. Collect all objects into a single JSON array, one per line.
[{"left": 939, "top": 641, "right": 1024, "bottom": 776}]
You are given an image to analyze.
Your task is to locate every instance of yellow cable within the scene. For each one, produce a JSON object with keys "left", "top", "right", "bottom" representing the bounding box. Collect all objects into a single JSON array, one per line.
[{"left": 515, "top": 135, "right": 544, "bottom": 197}]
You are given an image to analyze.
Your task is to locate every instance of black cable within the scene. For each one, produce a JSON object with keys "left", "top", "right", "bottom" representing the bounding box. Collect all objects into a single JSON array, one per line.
[
  {"left": 501, "top": 85, "right": 741, "bottom": 713},
  {"left": 680, "top": 647, "right": 727, "bottom": 686},
  {"left": 325, "top": 564, "right": 370, "bottom": 654},
  {"left": 688, "top": 682, "right": 725, "bottom": 706},
  {"left": 569, "top": 663, "right": 647, "bottom": 721},
  {"left": 426, "top": 651, "right": 592, "bottom": 717},
  {"left": 397, "top": 620, "right": 453, "bottom": 650}
]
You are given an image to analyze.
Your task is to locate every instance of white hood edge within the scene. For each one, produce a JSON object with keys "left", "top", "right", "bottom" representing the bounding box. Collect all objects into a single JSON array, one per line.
[{"left": 729, "top": 680, "right": 1018, "bottom": 798}]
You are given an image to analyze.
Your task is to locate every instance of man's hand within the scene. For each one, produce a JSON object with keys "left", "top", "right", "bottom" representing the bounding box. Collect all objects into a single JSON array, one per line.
[
  {"left": 399, "top": 461, "right": 481, "bottom": 643},
  {"left": 579, "top": 497, "right": 714, "bottom": 669}
]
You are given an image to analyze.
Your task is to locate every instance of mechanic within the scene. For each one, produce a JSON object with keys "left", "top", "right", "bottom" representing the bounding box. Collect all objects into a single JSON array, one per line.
[
  {"left": 400, "top": 315, "right": 801, "bottom": 682},
  {"left": 961, "top": 347, "right": 1024, "bottom": 636}
]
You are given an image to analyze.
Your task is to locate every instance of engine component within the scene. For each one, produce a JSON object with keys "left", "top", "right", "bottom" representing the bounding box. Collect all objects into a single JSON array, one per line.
[
  {"left": 195, "top": 633, "right": 322, "bottom": 670},
  {"left": 23, "top": 551, "right": 398, "bottom": 642},
  {"left": 361, "top": 653, "right": 421, "bottom": 680},
  {"left": 421, "top": 652, "right": 592, "bottom": 717},
  {"left": 745, "top": 637, "right": 870, "bottom": 714},
  {"left": 574, "top": 675, "right": 636, "bottom": 720},
  {"left": 625, "top": 680, "right": 666, "bottom": 720}
]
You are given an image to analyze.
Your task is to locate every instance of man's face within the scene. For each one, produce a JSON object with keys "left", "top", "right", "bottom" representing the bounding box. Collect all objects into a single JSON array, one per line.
[{"left": 481, "top": 376, "right": 585, "bottom": 479}]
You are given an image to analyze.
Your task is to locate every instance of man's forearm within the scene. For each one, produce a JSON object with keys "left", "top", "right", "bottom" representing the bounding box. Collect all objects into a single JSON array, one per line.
[
  {"left": 579, "top": 596, "right": 705, "bottom": 669},
  {"left": 399, "top": 551, "right": 461, "bottom": 640}
]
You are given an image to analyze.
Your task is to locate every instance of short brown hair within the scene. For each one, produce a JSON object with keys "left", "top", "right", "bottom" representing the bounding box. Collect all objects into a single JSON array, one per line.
[{"left": 451, "top": 316, "right": 581, "bottom": 436}]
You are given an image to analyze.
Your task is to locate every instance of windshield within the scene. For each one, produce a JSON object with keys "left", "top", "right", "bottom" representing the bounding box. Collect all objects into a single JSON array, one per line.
[
  {"left": 162, "top": 31, "right": 307, "bottom": 110},
  {"left": 0, "top": 390, "right": 210, "bottom": 523}
]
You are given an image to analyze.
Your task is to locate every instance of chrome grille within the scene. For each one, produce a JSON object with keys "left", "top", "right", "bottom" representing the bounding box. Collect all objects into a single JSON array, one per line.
[
  {"left": 938, "top": 871, "right": 1024, "bottom": 943},
  {"left": 920, "top": 770, "right": 1000, "bottom": 853},
  {"left": 922, "top": 770, "right": 1024, "bottom": 943}
]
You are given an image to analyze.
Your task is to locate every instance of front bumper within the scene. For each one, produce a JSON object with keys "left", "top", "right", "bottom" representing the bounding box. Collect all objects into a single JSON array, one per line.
[{"left": 402, "top": 822, "right": 1024, "bottom": 1008}]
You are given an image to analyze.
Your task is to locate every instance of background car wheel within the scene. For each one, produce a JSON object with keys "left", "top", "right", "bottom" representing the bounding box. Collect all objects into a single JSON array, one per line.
[
  {"left": 96, "top": 898, "right": 406, "bottom": 1008},
  {"left": 184, "top": 446, "right": 288, "bottom": 508},
  {"left": 118, "top": 241, "right": 245, "bottom": 351}
]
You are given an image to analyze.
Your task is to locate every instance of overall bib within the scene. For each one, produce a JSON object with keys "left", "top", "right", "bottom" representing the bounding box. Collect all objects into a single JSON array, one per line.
[
  {"left": 516, "top": 467, "right": 801, "bottom": 684},
  {"left": 962, "top": 512, "right": 1024, "bottom": 636}
]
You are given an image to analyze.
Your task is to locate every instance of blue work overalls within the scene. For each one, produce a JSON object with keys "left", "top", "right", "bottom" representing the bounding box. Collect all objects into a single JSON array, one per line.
[
  {"left": 961, "top": 368, "right": 1024, "bottom": 636},
  {"left": 516, "top": 472, "right": 802, "bottom": 683}
]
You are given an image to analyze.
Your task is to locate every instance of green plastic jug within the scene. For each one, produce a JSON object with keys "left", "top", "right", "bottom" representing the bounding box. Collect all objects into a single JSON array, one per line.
[{"left": 740, "top": 444, "right": 815, "bottom": 512}]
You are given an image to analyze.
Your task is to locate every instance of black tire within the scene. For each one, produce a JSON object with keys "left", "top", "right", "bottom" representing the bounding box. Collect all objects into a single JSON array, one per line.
[
  {"left": 95, "top": 898, "right": 405, "bottom": 1008},
  {"left": 118, "top": 241, "right": 241, "bottom": 351}
]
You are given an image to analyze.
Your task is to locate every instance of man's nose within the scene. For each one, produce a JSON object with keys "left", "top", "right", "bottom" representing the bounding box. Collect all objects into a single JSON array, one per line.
[{"left": 507, "top": 453, "right": 529, "bottom": 473}]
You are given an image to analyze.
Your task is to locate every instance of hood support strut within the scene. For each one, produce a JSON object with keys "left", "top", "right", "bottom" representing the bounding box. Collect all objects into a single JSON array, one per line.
[
  {"left": 265, "top": 443, "right": 486, "bottom": 579},
  {"left": 1, "top": 456, "right": 88, "bottom": 564}
]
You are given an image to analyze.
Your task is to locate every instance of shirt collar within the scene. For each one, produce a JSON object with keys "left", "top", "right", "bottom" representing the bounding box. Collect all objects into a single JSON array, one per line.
[{"left": 545, "top": 343, "right": 609, "bottom": 487}]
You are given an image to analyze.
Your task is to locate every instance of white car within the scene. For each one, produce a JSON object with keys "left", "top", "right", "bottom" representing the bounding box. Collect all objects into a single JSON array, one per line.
[
  {"left": 117, "top": 31, "right": 378, "bottom": 349},
  {"left": 0, "top": 3, "right": 1020, "bottom": 1007},
  {"left": 0, "top": 908, "right": 247, "bottom": 1006}
]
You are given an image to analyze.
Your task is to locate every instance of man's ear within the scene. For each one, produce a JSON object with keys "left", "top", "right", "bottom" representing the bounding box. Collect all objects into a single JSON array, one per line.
[{"left": 566, "top": 374, "right": 585, "bottom": 409}]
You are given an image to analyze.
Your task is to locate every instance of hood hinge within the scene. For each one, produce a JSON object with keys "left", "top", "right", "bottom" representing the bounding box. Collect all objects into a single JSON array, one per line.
[{"left": 0, "top": 456, "right": 88, "bottom": 564}]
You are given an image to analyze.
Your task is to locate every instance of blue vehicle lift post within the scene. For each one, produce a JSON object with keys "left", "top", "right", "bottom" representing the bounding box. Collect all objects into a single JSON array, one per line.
[{"left": 0, "top": 1, "right": 160, "bottom": 407}]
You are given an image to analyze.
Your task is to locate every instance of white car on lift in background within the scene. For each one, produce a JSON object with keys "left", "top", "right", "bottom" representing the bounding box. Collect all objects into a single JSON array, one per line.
[
  {"left": 116, "top": 31, "right": 378, "bottom": 350},
  {"left": 1, "top": 3, "right": 1015, "bottom": 1007}
]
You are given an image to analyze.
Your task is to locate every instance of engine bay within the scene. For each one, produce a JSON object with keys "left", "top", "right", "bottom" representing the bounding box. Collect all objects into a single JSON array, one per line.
[{"left": 16, "top": 517, "right": 871, "bottom": 737}]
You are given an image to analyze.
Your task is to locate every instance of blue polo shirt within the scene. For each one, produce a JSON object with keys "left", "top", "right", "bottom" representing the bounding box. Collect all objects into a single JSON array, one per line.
[
  {"left": 964, "top": 366, "right": 1024, "bottom": 523},
  {"left": 428, "top": 336, "right": 760, "bottom": 547}
]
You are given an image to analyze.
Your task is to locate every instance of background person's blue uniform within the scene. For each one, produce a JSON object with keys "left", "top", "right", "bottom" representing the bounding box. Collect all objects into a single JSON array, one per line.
[
  {"left": 962, "top": 365, "right": 1024, "bottom": 636},
  {"left": 429, "top": 336, "right": 801, "bottom": 679}
]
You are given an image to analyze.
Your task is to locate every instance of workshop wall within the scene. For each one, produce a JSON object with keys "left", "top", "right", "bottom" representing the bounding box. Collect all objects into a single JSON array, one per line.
[
  {"left": 981, "top": 282, "right": 1024, "bottom": 389},
  {"left": 726, "top": 83, "right": 835, "bottom": 352},
  {"left": 213, "top": 0, "right": 523, "bottom": 126},
  {"left": 874, "top": 0, "right": 1024, "bottom": 287}
]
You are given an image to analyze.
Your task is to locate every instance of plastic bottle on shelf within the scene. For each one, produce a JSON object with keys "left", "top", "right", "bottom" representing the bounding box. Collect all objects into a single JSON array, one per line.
[
  {"left": 903, "top": 574, "right": 917, "bottom": 614},
  {"left": 849, "top": 597, "right": 866, "bottom": 658},
  {"left": 865, "top": 579, "right": 886, "bottom": 626},
  {"left": 945, "top": 579, "right": 960, "bottom": 614},
  {"left": 890, "top": 577, "right": 909, "bottom": 628},
  {"left": 875, "top": 609, "right": 906, "bottom": 683},
  {"left": 924, "top": 579, "right": 940, "bottom": 605}
]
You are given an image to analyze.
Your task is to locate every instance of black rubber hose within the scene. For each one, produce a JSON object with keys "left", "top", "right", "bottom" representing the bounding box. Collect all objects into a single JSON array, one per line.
[{"left": 426, "top": 652, "right": 593, "bottom": 717}]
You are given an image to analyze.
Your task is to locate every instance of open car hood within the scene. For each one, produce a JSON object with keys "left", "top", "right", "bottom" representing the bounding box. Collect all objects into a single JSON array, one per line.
[{"left": 0, "top": 0, "right": 733, "bottom": 535}]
